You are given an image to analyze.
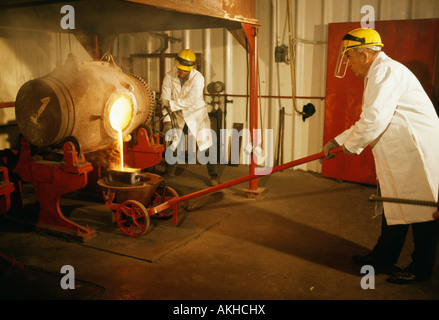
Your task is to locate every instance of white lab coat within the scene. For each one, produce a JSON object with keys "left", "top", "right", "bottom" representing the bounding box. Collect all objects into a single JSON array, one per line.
[
  {"left": 161, "top": 68, "right": 213, "bottom": 151},
  {"left": 334, "top": 52, "right": 439, "bottom": 225}
]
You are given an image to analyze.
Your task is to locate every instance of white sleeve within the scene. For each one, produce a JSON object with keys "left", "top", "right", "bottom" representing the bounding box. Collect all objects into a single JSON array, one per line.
[
  {"left": 161, "top": 73, "right": 172, "bottom": 103},
  {"left": 342, "top": 65, "right": 401, "bottom": 154}
]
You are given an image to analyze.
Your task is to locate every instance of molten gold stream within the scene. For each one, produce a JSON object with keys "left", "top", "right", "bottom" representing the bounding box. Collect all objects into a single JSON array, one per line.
[{"left": 109, "top": 95, "right": 133, "bottom": 171}]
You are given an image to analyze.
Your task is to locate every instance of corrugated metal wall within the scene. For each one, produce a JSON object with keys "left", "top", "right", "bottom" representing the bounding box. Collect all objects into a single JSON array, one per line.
[
  {"left": 110, "top": 0, "right": 439, "bottom": 172},
  {"left": 1, "top": 0, "right": 438, "bottom": 174}
]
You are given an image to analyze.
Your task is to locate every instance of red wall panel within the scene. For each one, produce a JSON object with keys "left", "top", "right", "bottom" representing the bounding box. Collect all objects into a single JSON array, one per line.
[{"left": 322, "top": 19, "right": 439, "bottom": 186}]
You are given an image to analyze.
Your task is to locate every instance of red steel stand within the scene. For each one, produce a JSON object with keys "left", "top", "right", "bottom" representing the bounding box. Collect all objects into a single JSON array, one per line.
[
  {"left": 0, "top": 166, "right": 14, "bottom": 215},
  {"left": 14, "top": 138, "right": 95, "bottom": 241},
  {"left": 124, "top": 126, "right": 164, "bottom": 169}
]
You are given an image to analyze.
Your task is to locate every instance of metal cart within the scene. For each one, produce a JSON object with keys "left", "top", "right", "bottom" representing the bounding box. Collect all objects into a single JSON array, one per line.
[{"left": 98, "top": 172, "right": 179, "bottom": 238}]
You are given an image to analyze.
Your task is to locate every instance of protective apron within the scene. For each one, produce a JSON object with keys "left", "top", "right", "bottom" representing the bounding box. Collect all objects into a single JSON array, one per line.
[{"left": 335, "top": 52, "right": 439, "bottom": 225}]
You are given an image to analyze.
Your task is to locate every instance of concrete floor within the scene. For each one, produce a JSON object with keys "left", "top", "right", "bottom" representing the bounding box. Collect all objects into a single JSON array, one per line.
[{"left": 0, "top": 163, "right": 438, "bottom": 302}]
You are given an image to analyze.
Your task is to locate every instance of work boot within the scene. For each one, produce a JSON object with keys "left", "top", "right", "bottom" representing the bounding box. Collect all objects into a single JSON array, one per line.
[{"left": 386, "top": 271, "right": 420, "bottom": 284}]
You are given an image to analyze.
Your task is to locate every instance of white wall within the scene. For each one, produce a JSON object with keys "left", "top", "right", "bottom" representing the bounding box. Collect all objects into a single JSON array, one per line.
[{"left": 1, "top": 0, "right": 438, "bottom": 173}]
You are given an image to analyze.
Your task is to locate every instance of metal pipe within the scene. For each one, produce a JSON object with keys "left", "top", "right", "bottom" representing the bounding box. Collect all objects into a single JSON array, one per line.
[
  {"left": 92, "top": 35, "right": 100, "bottom": 61},
  {"left": 4, "top": 92, "right": 317, "bottom": 108},
  {"left": 241, "top": 23, "right": 259, "bottom": 191},
  {"left": 203, "top": 28, "right": 211, "bottom": 84},
  {"left": 204, "top": 94, "right": 326, "bottom": 100},
  {"left": 369, "top": 194, "right": 438, "bottom": 207},
  {"left": 249, "top": 25, "right": 259, "bottom": 191},
  {"left": 286, "top": 0, "right": 302, "bottom": 116},
  {"left": 0, "top": 102, "right": 15, "bottom": 109},
  {"left": 148, "top": 146, "right": 343, "bottom": 215}
]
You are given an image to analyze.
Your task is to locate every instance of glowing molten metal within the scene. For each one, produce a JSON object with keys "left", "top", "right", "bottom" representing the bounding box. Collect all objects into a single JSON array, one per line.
[{"left": 109, "top": 94, "right": 134, "bottom": 171}]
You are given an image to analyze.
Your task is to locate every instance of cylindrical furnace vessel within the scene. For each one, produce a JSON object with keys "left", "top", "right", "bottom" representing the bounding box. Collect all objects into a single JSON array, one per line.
[{"left": 15, "top": 54, "right": 155, "bottom": 153}]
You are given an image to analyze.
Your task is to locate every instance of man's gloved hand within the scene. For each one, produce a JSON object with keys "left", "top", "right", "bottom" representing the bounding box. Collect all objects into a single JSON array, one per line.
[{"left": 323, "top": 139, "right": 339, "bottom": 159}]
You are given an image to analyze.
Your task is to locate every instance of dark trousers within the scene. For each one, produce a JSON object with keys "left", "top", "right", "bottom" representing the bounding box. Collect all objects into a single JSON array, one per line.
[
  {"left": 165, "top": 158, "right": 217, "bottom": 176},
  {"left": 164, "top": 123, "right": 218, "bottom": 177},
  {"left": 371, "top": 214, "right": 439, "bottom": 280}
]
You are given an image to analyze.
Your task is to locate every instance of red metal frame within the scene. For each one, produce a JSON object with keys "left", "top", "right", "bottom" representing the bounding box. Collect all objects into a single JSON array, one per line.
[
  {"left": 6, "top": 125, "right": 164, "bottom": 240},
  {"left": 13, "top": 138, "right": 95, "bottom": 240},
  {"left": 0, "top": 166, "right": 14, "bottom": 215},
  {"left": 124, "top": 127, "right": 164, "bottom": 169}
]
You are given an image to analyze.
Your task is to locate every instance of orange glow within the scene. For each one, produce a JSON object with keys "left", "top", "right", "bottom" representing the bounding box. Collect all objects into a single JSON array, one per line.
[{"left": 109, "top": 95, "right": 133, "bottom": 131}]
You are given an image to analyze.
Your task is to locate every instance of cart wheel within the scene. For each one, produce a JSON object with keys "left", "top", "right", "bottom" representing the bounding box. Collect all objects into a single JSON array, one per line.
[
  {"left": 116, "top": 200, "right": 150, "bottom": 237},
  {"left": 152, "top": 186, "right": 179, "bottom": 219}
]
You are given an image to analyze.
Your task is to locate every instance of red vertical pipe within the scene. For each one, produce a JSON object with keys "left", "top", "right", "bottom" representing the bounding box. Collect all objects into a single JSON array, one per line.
[
  {"left": 242, "top": 23, "right": 259, "bottom": 191},
  {"left": 92, "top": 35, "right": 100, "bottom": 61},
  {"left": 0, "top": 102, "right": 15, "bottom": 108},
  {"left": 250, "top": 27, "right": 259, "bottom": 190}
]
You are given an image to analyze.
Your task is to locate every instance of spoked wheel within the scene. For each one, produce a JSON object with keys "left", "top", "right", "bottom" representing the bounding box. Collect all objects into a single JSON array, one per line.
[
  {"left": 151, "top": 186, "right": 179, "bottom": 219},
  {"left": 115, "top": 200, "right": 150, "bottom": 237}
]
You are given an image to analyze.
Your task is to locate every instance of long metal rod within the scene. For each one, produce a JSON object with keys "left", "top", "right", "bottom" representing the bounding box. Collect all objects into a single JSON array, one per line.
[
  {"left": 204, "top": 94, "right": 326, "bottom": 100},
  {"left": 148, "top": 146, "right": 343, "bottom": 215},
  {"left": 369, "top": 194, "right": 438, "bottom": 207}
]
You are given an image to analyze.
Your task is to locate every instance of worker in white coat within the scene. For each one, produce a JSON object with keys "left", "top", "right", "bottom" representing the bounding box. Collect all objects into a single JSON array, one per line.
[
  {"left": 324, "top": 28, "right": 439, "bottom": 284},
  {"left": 161, "top": 49, "right": 218, "bottom": 186}
]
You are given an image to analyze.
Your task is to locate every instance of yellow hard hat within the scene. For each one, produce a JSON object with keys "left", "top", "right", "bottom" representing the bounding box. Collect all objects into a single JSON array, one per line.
[
  {"left": 340, "top": 28, "right": 384, "bottom": 55},
  {"left": 176, "top": 49, "right": 196, "bottom": 71},
  {"left": 335, "top": 28, "right": 384, "bottom": 78}
]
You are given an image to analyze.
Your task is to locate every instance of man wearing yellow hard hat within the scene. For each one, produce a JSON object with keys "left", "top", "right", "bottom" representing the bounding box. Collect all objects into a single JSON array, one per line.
[
  {"left": 161, "top": 49, "right": 218, "bottom": 186},
  {"left": 324, "top": 28, "right": 439, "bottom": 284}
]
